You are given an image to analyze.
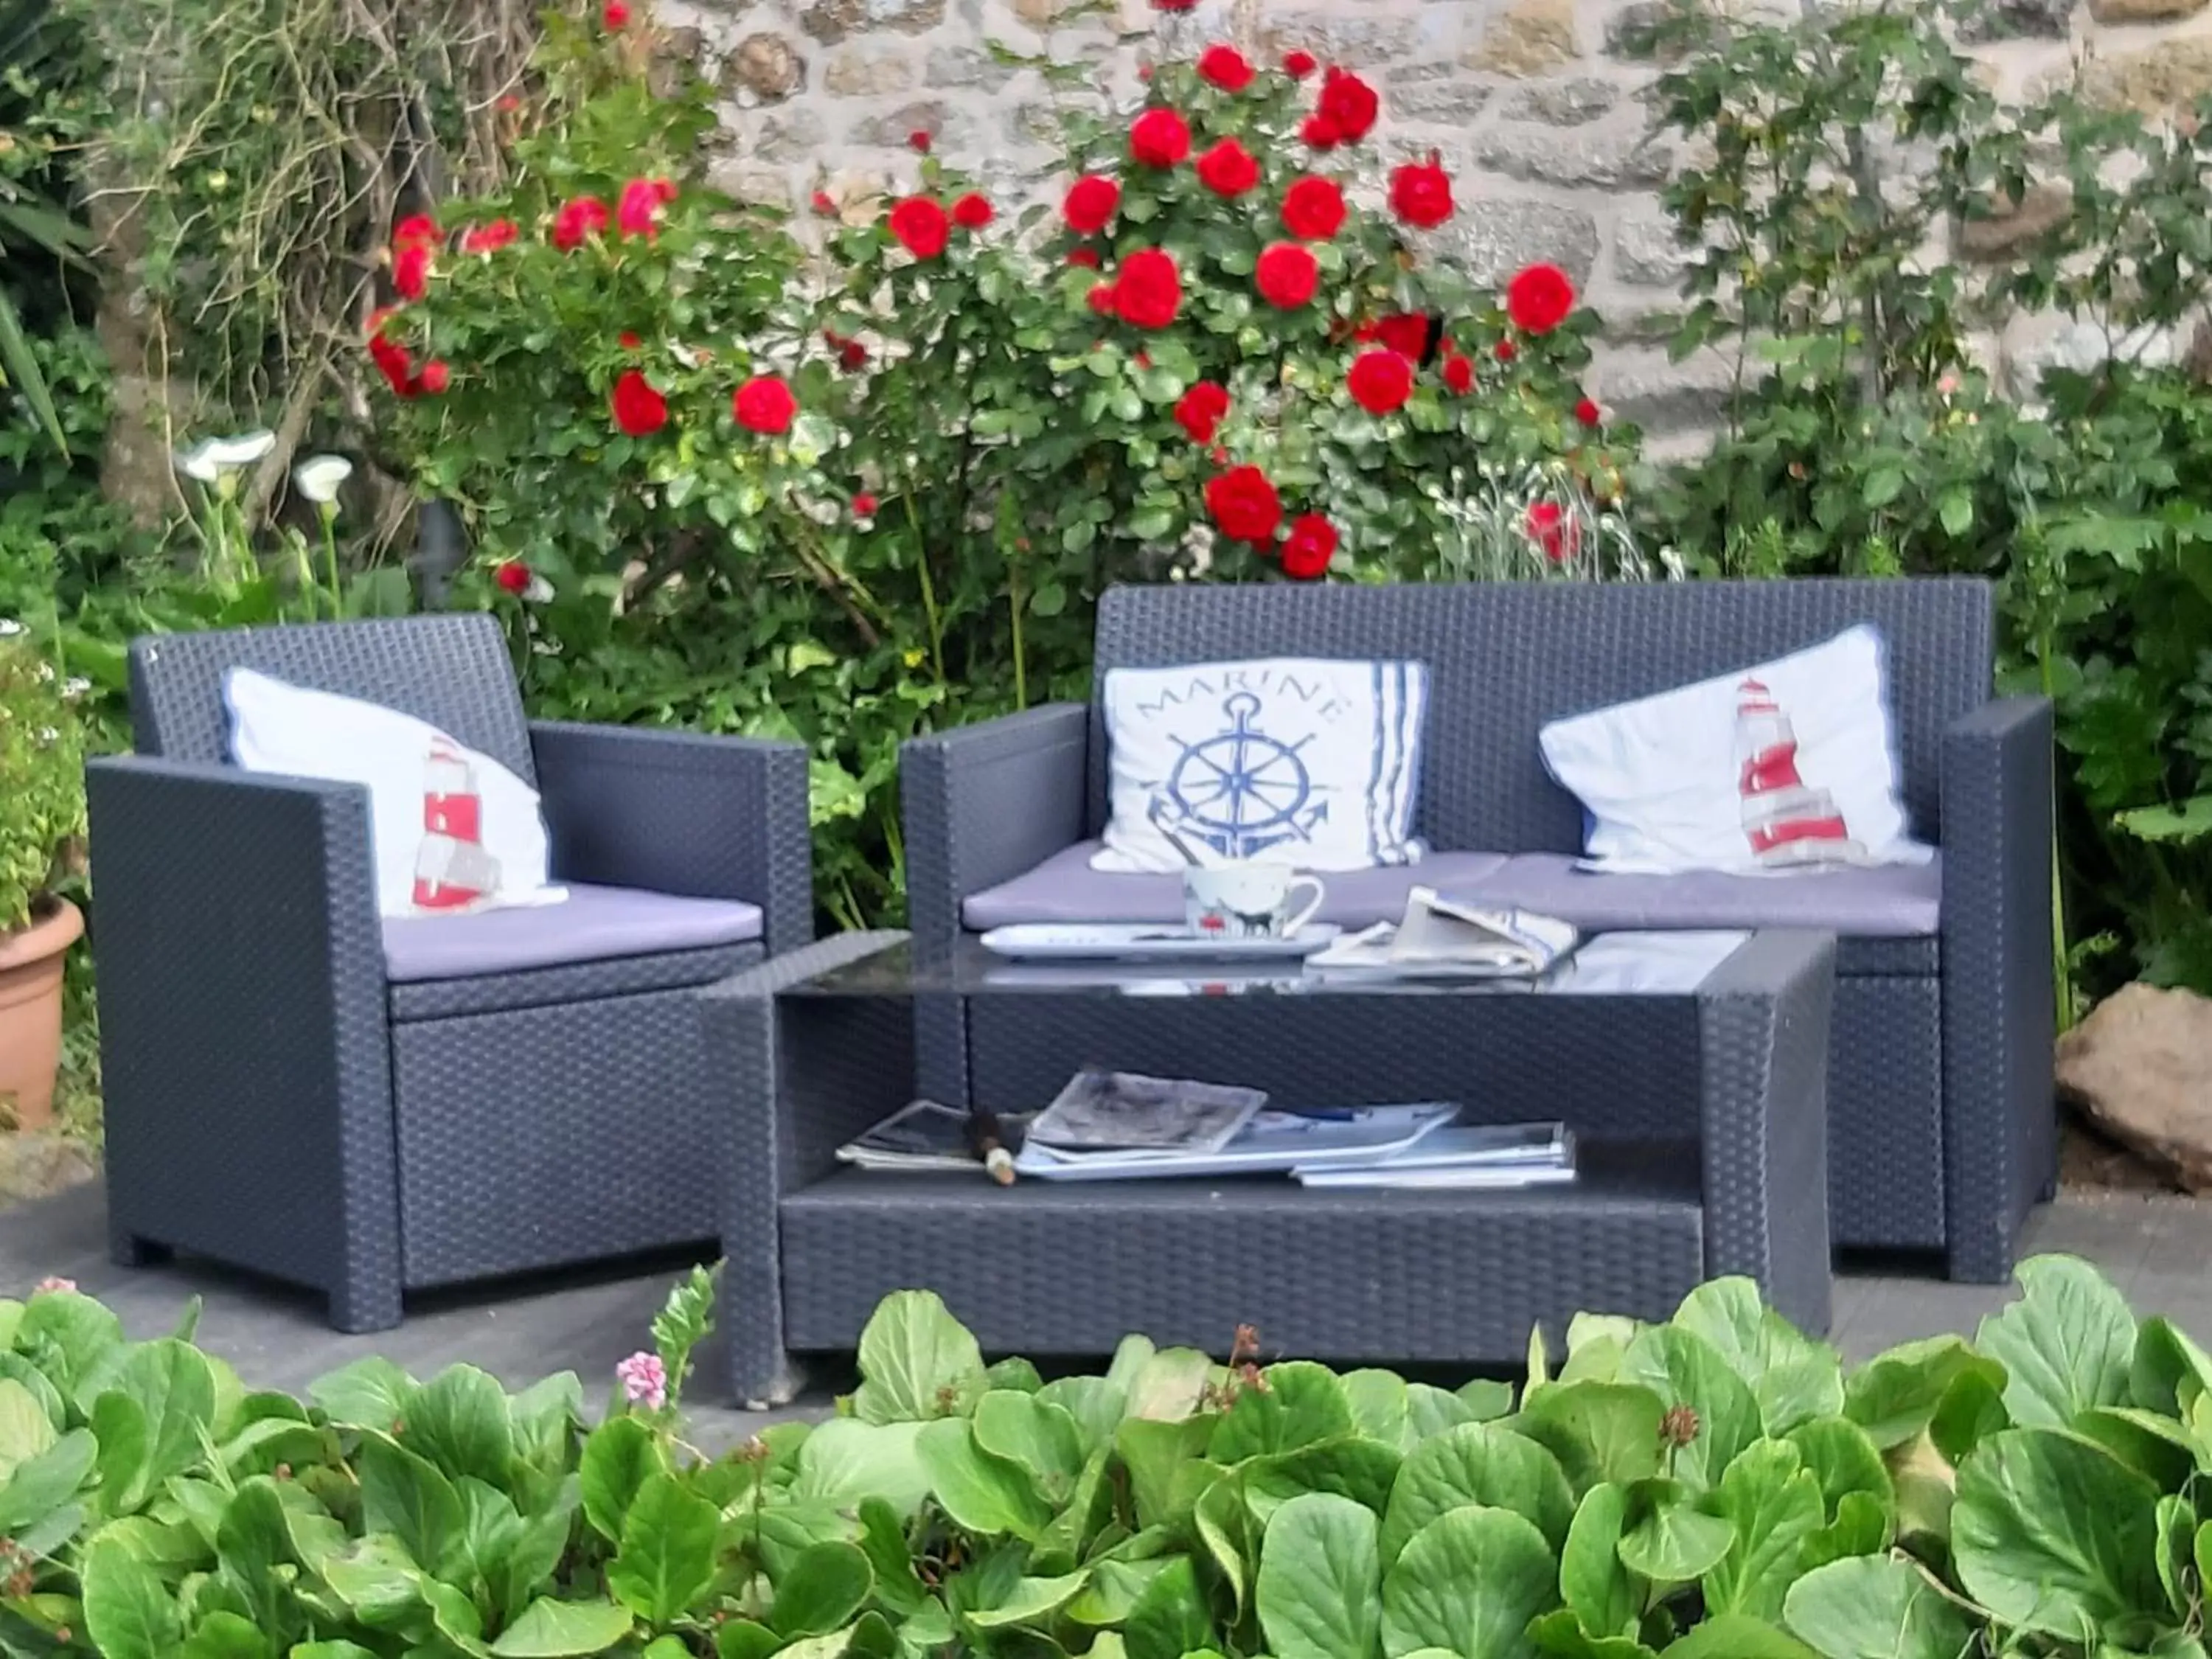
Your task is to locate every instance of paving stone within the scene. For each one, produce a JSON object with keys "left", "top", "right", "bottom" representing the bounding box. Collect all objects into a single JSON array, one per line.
[
  {"left": 1955, "top": 181, "right": 2071, "bottom": 261},
  {"left": 726, "top": 32, "right": 808, "bottom": 102},
  {"left": 1958, "top": 0, "right": 2075, "bottom": 38},
  {"left": 750, "top": 105, "right": 831, "bottom": 163},
  {"left": 824, "top": 44, "right": 919, "bottom": 97},
  {"left": 1431, "top": 195, "right": 1601, "bottom": 285},
  {"left": 1500, "top": 74, "right": 1622, "bottom": 126},
  {"left": 928, "top": 44, "right": 1022, "bottom": 90},
  {"left": 1387, "top": 78, "right": 1498, "bottom": 126},
  {"left": 850, "top": 100, "right": 960, "bottom": 151},
  {"left": 798, "top": 0, "right": 947, "bottom": 46},
  {"left": 2082, "top": 36, "right": 2212, "bottom": 115},
  {"left": 1476, "top": 122, "right": 1673, "bottom": 189},
  {"left": 1468, "top": 0, "right": 1582, "bottom": 74}
]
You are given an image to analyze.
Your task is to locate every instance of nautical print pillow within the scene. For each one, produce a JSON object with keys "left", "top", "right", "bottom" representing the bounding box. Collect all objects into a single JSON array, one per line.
[
  {"left": 1093, "top": 658, "right": 1430, "bottom": 874},
  {"left": 1537, "top": 625, "right": 1930, "bottom": 876}
]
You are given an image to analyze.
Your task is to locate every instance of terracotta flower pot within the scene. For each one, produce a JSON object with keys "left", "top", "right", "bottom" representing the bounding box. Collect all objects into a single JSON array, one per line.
[{"left": 0, "top": 897, "right": 83, "bottom": 1132}]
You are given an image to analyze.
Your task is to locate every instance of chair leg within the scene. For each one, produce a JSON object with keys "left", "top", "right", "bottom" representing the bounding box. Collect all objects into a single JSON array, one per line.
[
  {"left": 328, "top": 1272, "right": 403, "bottom": 1334},
  {"left": 108, "top": 1229, "right": 171, "bottom": 1269}
]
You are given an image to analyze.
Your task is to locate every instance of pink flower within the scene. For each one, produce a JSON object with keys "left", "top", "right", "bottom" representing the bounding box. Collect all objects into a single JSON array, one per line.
[
  {"left": 32, "top": 1277, "right": 74, "bottom": 1296},
  {"left": 618, "top": 178, "right": 669, "bottom": 239},
  {"left": 616, "top": 1351, "right": 668, "bottom": 1409}
]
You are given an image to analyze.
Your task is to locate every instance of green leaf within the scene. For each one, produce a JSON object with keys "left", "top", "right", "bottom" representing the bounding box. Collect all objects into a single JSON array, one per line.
[
  {"left": 1621, "top": 1328, "right": 1761, "bottom": 1490},
  {"left": 16, "top": 1291, "right": 124, "bottom": 1405},
  {"left": 973, "top": 1390, "right": 1087, "bottom": 1506},
  {"left": 1381, "top": 1422, "right": 1576, "bottom": 1566},
  {"left": 1245, "top": 1436, "right": 1402, "bottom": 1524},
  {"left": 0, "top": 1380, "right": 54, "bottom": 1477},
  {"left": 1257, "top": 1492, "right": 1382, "bottom": 1659},
  {"left": 80, "top": 1537, "right": 184, "bottom": 1659},
  {"left": 359, "top": 1434, "right": 463, "bottom": 1578},
  {"left": 1115, "top": 1416, "right": 1214, "bottom": 1532},
  {"left": 608, "top": 1472, "right": 720, "bottom": 1624},
  {"left": 1860, "top": 468, "right": 1905, "bottom": 509},
  {"left": 1528, "top": 1609, "right": 1659, "bottom": 1658},
  {"left": 1973, "top": 1254, "right": 2134, "bottom": 1428},
  {"left": 917, "top": 1418, "right": 1053, "bottom": 1540},
  {"left": 406, "top": 1365, "right": 515, "bottom": 1487},
  {"left": 773, "top": 1541, "right": 874, "bottom": 1637},
  {"left": 580, "top": 1415, "right": 666, "bottom": 1543},
  {"left": 1559, "top": 1483, "right": 1641, "bottom": 1641},
  {"left": 1617, "top": 1481, "right": 1736, "bottom": 1584},
  {"left": 1343, "top": 1371, "right": 1410, "bottom": 1448},
  {"left": 1843, "top": 1336, "right": 2003, "bottom": 1450},
  {"left": 1669, "top": 1279, "right": 1842, "bottom": 1436},
  {"left": 1660, "top": 1615, "right": 1817, "bottom": 1658},
  {"left": 1929, "top": 1363, "right": 2008, "bottom": 1466},
  {"left": 1952, "top": 1426, "right": 2164, "bottom": 1636},
  {"left": 1124, "top": 1554, "right": 1211, "bottom": 1659},
  {"left": 490, "top": 1598, "right": 635, "bottom": 1656},
  {"left": 307, "top": 1355, "right": 413, "bottom": 1431},
  {"left": 2131, "top": 1317, "right": 2212, "bottom": 1415},
  {"left": 852, "top": 1292, "right": 987, "bottom": 1424},
  {"left": 1192, "top": 1476, "right": 1252, "bottom": 1617},
  {"left": 1936, "top": 490, "right": 1974, "bottom": 538},
  {"left": 1700, "top": 1440, "right": 1823, "bottom": 1623},
  {"left": 1381, "top": 1505, "right": 1557, "bottom": 1659},
  {"left": 1071, "top": 1557, "right": 1177, "bottom": 1625},
  {"left": 1406, "top": 1383, "right": 1478, "bottom": 1441},
  {"left": 215, "top": 1477, "right": 292, "bottom": 1631},
  {"left": 1514, "top": 1382, "right": 1666, "bottom": 1495},
  {"left": 104, "top": 1339, "right": 218, "bottom": 1508},
  {"left": 967, "top": 1571, "right": 1090, "bottom": 1629},
  {"left": 793, "top": 1417, "right": 931, "bottom": 1519},
  {"left": 0, "top": 1428, "right": 96, "bottom": 1533},
  {"left": 178, "top": 1611, "right": 273, "bottom": 1659},
  {"left": 1782, "top": 1555, "right": 1972, "bottom": 1659},
  {"left": 1212, "top": 1363, "right": 1355, "bottom": 1464}
]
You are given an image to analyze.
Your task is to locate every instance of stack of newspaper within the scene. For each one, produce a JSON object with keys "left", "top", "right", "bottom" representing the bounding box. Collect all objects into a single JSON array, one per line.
[
  {"left": 1291, "top": 1121, "right": 1576, "bottom": 1189},
  {"left": 1306, "top": 888, "right": 1580, "bottom": 980}
]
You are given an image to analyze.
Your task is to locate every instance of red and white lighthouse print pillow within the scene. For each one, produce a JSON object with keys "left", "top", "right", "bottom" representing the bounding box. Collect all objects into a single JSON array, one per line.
[
  {"left": 225, "top": 668, "right": 565, "bottom": 918},
  {"left": 1537, "top": 625, "right": 1930, "bottom": 876}
]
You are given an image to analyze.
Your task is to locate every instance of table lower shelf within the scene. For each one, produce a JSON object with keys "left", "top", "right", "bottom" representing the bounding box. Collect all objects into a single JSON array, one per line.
[{"left": 778, "top": 1138, "right": 1707, "bottom": 1366}]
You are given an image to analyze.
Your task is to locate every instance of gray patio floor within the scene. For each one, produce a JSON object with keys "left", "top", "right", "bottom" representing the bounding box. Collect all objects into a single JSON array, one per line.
[{"left": 4, "top": 1181, "right": 2206, "bottom": 1441}]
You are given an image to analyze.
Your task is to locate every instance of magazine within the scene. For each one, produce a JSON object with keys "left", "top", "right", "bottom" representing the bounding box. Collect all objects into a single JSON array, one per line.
[
  {"left": 1025, "top": 1069, "right": 1268, "bottom": 1155},
  {"left": 1013, "top": 1101, "right": 1460, "bottom": 1183},
  {"left": 1293, "top": 1121, "right": 1577, "bottom": 1190},
  {"left": 1306, "top": 888, "right": 1580, "bottom": 980},
  {"left": 836, "top": 1100, "right": 997, "bottom": 1172}
]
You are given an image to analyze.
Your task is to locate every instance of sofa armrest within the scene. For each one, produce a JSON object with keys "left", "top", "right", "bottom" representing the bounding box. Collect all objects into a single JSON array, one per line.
[
  {"left": 1939, "top": 695, "right": 2056, "bottom": 1281},
  {"left": 530, "top": 722, "right": 814, "bottom": 956},
  {"left": 900, "top": 703, "right": 1088, "bottom": 955},
  {"left": 85, "top": 757, "right": 403, "bottom": 1327}
]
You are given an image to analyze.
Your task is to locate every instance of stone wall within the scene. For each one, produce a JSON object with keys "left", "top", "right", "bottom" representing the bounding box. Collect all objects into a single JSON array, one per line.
[{"left": 660, "top": 0, "right": 2212, "bottom": 447}]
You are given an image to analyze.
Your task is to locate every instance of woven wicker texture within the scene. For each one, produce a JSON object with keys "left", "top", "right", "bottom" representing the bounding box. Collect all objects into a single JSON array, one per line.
[
  {"left": 1941, "top": 698, "right": 2058, "bottom": 1281},
  {"left": 1827, "top": 977, "right": 1946, "bottom": 1248},
  {"left": 130, "top": 613, "right": 535, "bottom": 782},
  {"left": 392, "top": 985, "right": 726, "bottom": 1285},
  {"left": 389, "top": 942, "right": 762, "bottom": 1020},
  {"left": 88, "top": 758, "right": 404, "bottom": 1332},
  {"left": 532, "top": 722, "right": 815, "bottom": 956},
  {"left": 1088, "top": 579, "right": 1992, "bottom": 850}
]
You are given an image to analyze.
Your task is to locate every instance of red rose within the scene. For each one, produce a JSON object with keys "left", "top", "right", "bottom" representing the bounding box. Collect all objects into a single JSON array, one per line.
[
  {"left": 1175, "top": 381, "right": 1231, "bottom": 443},
  {"left": 1495, "top": 338, "right": 1518, "bottom": 363},
  {"left": 1526, "top": 501, "right": 1578, "bottom": 562},
  {"left": 617, "top": 177, "right": 668, "bottom": 239},
  {"left": 1284, "top": 49, "right": 1318, "bottom": 78},
  {"left": 1371, "top": 313, "right": 1430, "bottom": 359},
  {"left": 392, "top": 243, "right": 432, "bottom": 301},
  {"left": 952, "top": 192, "right": 994, "bottom": 229},
  {"left": 853, "top": 493, "right": 879, "bottom": 518},
  {"left": 418, "top": 360, "right": 451, "bottom": 395},
  {"left": 602, "top": 0, "right": 629, "bottom": 26},
  {"left": 620, "top": 331, "right": 642, "bottom": 349},
  {"left": 611, "top": 369, "right": 668, "bottom": 437},
  {"left": 1195, "top": 137, "right": 1261, "bottom": 197},
  {"left": 888, "top": 196, "right": 951, "bottom": 259},
  {"left": 1575, "top": 396, "right": 1603, "bottom": 428},
  {"left": 811, "top": 190, "right": 836, "bottom": 215},
  {"left": 1063, "top": 175, "right": 1121, "bottom": 234},
  {"left": 369, "top": 331, "right": 417, "bottom": 397},
  {"left": 1206, "top": 465, "right": 1283, "bottom": 544},
  {"left": 552, "top": 195, "right": 609, "bottom": 251},
  {"left": 1198, "top": 45, "right": 1255, "bottom": 91},
  {"left": 1130, "top": 108, "right": 1192, "bottom": 168},
  {"left": 1254, "top": 242, "right": 1320, "bottom": 309},
  {"left": 1114, "top": 248, "right": 1182, "bottom": 329},
  {"left": 1153, "top": 0, "right": 1196, "bottom": 9},
  {"left": 1389, "top": 156, "right": 1454, "bottom": 229},
  {"left": 1347, "top": 349, "right": 1414, "bottom": 415},
  {"left": 1087, "top": 282, "right": 1116, "bottom": 315},
  {"left": 1281, "top": 175, "right": 1346, "bottom": 240},
  {"left": 1506, "top": 262, "right": 1576, "bottom": 334},
  {"left": 495, "top": 561, "right": 534, "bottom": 595},
  {"left": 908, "top": 128, "right": 933, "bottom": 153},
  {"left": 734, "top": 375, "right": 798, "bottom": 435},
  {"left": 1300, "top": 112, "right": 1340, "bottom": 149},
  {"left": 1316, "top": 67, "right": 1379, "bottom": 143},
  {"left": 1280, "top": 513, "right": 1338, "bottom": 580},
  {"left": 392, "top": 214, "right": 438, "bottom": 249},
  {"left": 1067, "top": 246, "right": 1102, "bottom": 268},
  {"left": 461, "top": 219, "right": 518, "bottom": 255},
  {"left": 1441, "top": 352, "right": 1474, "bottom": 394}
]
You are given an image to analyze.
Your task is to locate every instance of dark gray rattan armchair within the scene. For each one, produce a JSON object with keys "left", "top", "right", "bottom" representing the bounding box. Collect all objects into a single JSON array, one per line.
[
  {"left": 902, "top": 579, "right": 2054, "bottom": 1283},
  {"left": 87, "top": 614, "right": 812, "bottom": 1330}
]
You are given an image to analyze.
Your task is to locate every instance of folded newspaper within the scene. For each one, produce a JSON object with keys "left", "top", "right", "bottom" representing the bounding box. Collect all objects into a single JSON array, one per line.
[
  {"left": 1025, "top": 1069, "right": 1268, "bottom": 1155},
  {"left": 1293, "top": 1121, "right": 1576, "bottom": 1190},
  {"left": 1015, "top": 1101, "right": 1458, "bottom": 1182},
  {"left": 1307, "top": 887, "right": 1580, "bottom": 980},
  {"left": 836, "top": 1100, "right": 1031, "bottom": 1173}
]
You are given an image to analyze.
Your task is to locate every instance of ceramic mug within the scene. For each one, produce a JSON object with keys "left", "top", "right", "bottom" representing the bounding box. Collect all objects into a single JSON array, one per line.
[{"left": 1183, "top": 863, "right": 1327, "bottom": 941}]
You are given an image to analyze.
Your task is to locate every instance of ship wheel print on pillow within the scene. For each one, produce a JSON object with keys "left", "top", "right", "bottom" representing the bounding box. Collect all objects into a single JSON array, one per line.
[{"left": 1150, "top": 692, "right": 1325, "bottom": 862}]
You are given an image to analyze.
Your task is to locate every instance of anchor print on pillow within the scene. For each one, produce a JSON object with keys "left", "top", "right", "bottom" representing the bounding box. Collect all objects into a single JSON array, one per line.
[{"left": 1094, "top": 658, "right": 1430, "bottom": 874}]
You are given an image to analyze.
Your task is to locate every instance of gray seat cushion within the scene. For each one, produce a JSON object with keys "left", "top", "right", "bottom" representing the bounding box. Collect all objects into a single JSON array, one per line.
[
  {"left": 383, "top": 883, "right": 762, "bottom": 984},
  {"left": 961, "top": 841, "right": 1511, "bottom": 932},
  {"left": 1459, "top": 852, "right": 1941, "bottom": 975}
]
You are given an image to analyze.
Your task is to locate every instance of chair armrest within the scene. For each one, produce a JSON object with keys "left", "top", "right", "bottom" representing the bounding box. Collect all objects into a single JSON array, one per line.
[
  {"left": 1939, "top": 695, "right": 2056, "bottom": 1281},
  {"left": 1697, "top": 931, "right": 1837, "bottom": 1338},
  {"left": 530, "top": 721, "right": 814, "bottom": 956},
  {"left": 900, "top": 704, "right": 1088, "bottom": 955},
  {"left": 84, "top": 757, "right": 400, "bottom": 1320}
]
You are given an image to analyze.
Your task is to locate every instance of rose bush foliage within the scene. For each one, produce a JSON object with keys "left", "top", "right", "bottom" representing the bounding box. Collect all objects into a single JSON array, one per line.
[{"left": 368, "top": 10, "right": 1654, "bottom": 922}]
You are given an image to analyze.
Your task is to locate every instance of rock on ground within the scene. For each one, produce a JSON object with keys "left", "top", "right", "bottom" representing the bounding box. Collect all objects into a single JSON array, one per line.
[
  {"left": 2057, "top": 982, "right": 2212, "bottom": 1192},
  {"left": 0, "top": 1133, "right": 97, "bottom": 1213}
]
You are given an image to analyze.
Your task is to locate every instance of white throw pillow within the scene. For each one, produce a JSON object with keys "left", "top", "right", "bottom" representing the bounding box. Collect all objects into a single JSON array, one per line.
[
  {"left": 224, "top": 667, "right": 565, "bottom": 919},
  {"left": 1537, "top": 625, "right": 1930, "bottom": 876},
  {"left": 1093, "top": 657, "right": 1429, "bottom": 873}
]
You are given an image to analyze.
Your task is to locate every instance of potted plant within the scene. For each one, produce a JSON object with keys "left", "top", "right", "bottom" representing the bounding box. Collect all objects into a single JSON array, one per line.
[{"left": 0, "top": 620, "right": 86, "bottom": 1130}]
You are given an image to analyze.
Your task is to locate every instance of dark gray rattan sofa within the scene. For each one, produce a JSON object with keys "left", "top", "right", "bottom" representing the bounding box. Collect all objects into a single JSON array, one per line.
[
  {"left": 87, "top": 614, "right": 812, "bottom": 1330},
  {"left": 902, "top": 579, "right": 2054, "bottom": 1282}
]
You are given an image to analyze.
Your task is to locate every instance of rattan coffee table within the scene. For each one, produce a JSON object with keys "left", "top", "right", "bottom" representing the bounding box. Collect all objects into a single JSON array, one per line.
[{"left": 701, "top": 928, "right": 1836, "bottom": 1406}]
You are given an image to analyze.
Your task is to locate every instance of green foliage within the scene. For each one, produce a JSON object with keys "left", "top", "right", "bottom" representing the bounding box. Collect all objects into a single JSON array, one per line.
[
  {"left": 0, "top": 625, "right": 84, "bottom": 932},
  {"left": 0, "top": 1256, "right": 2205, "bottom": 1655}
]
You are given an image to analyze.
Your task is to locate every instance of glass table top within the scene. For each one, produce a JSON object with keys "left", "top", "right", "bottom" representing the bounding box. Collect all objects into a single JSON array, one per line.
[{"left": 790, "top": 930, "right": 1754, "bottom": 1000}]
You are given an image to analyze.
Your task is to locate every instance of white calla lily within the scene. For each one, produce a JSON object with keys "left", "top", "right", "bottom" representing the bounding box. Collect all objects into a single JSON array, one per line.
[
  {"left": 293, "top": 454, "right": 354, "bottom": 504},
  {"left": 204, "top": 430, "right": 276, "bottom": 469},
  {"left": 174, "top": 440, "right": 223, "bottom": 483}
]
